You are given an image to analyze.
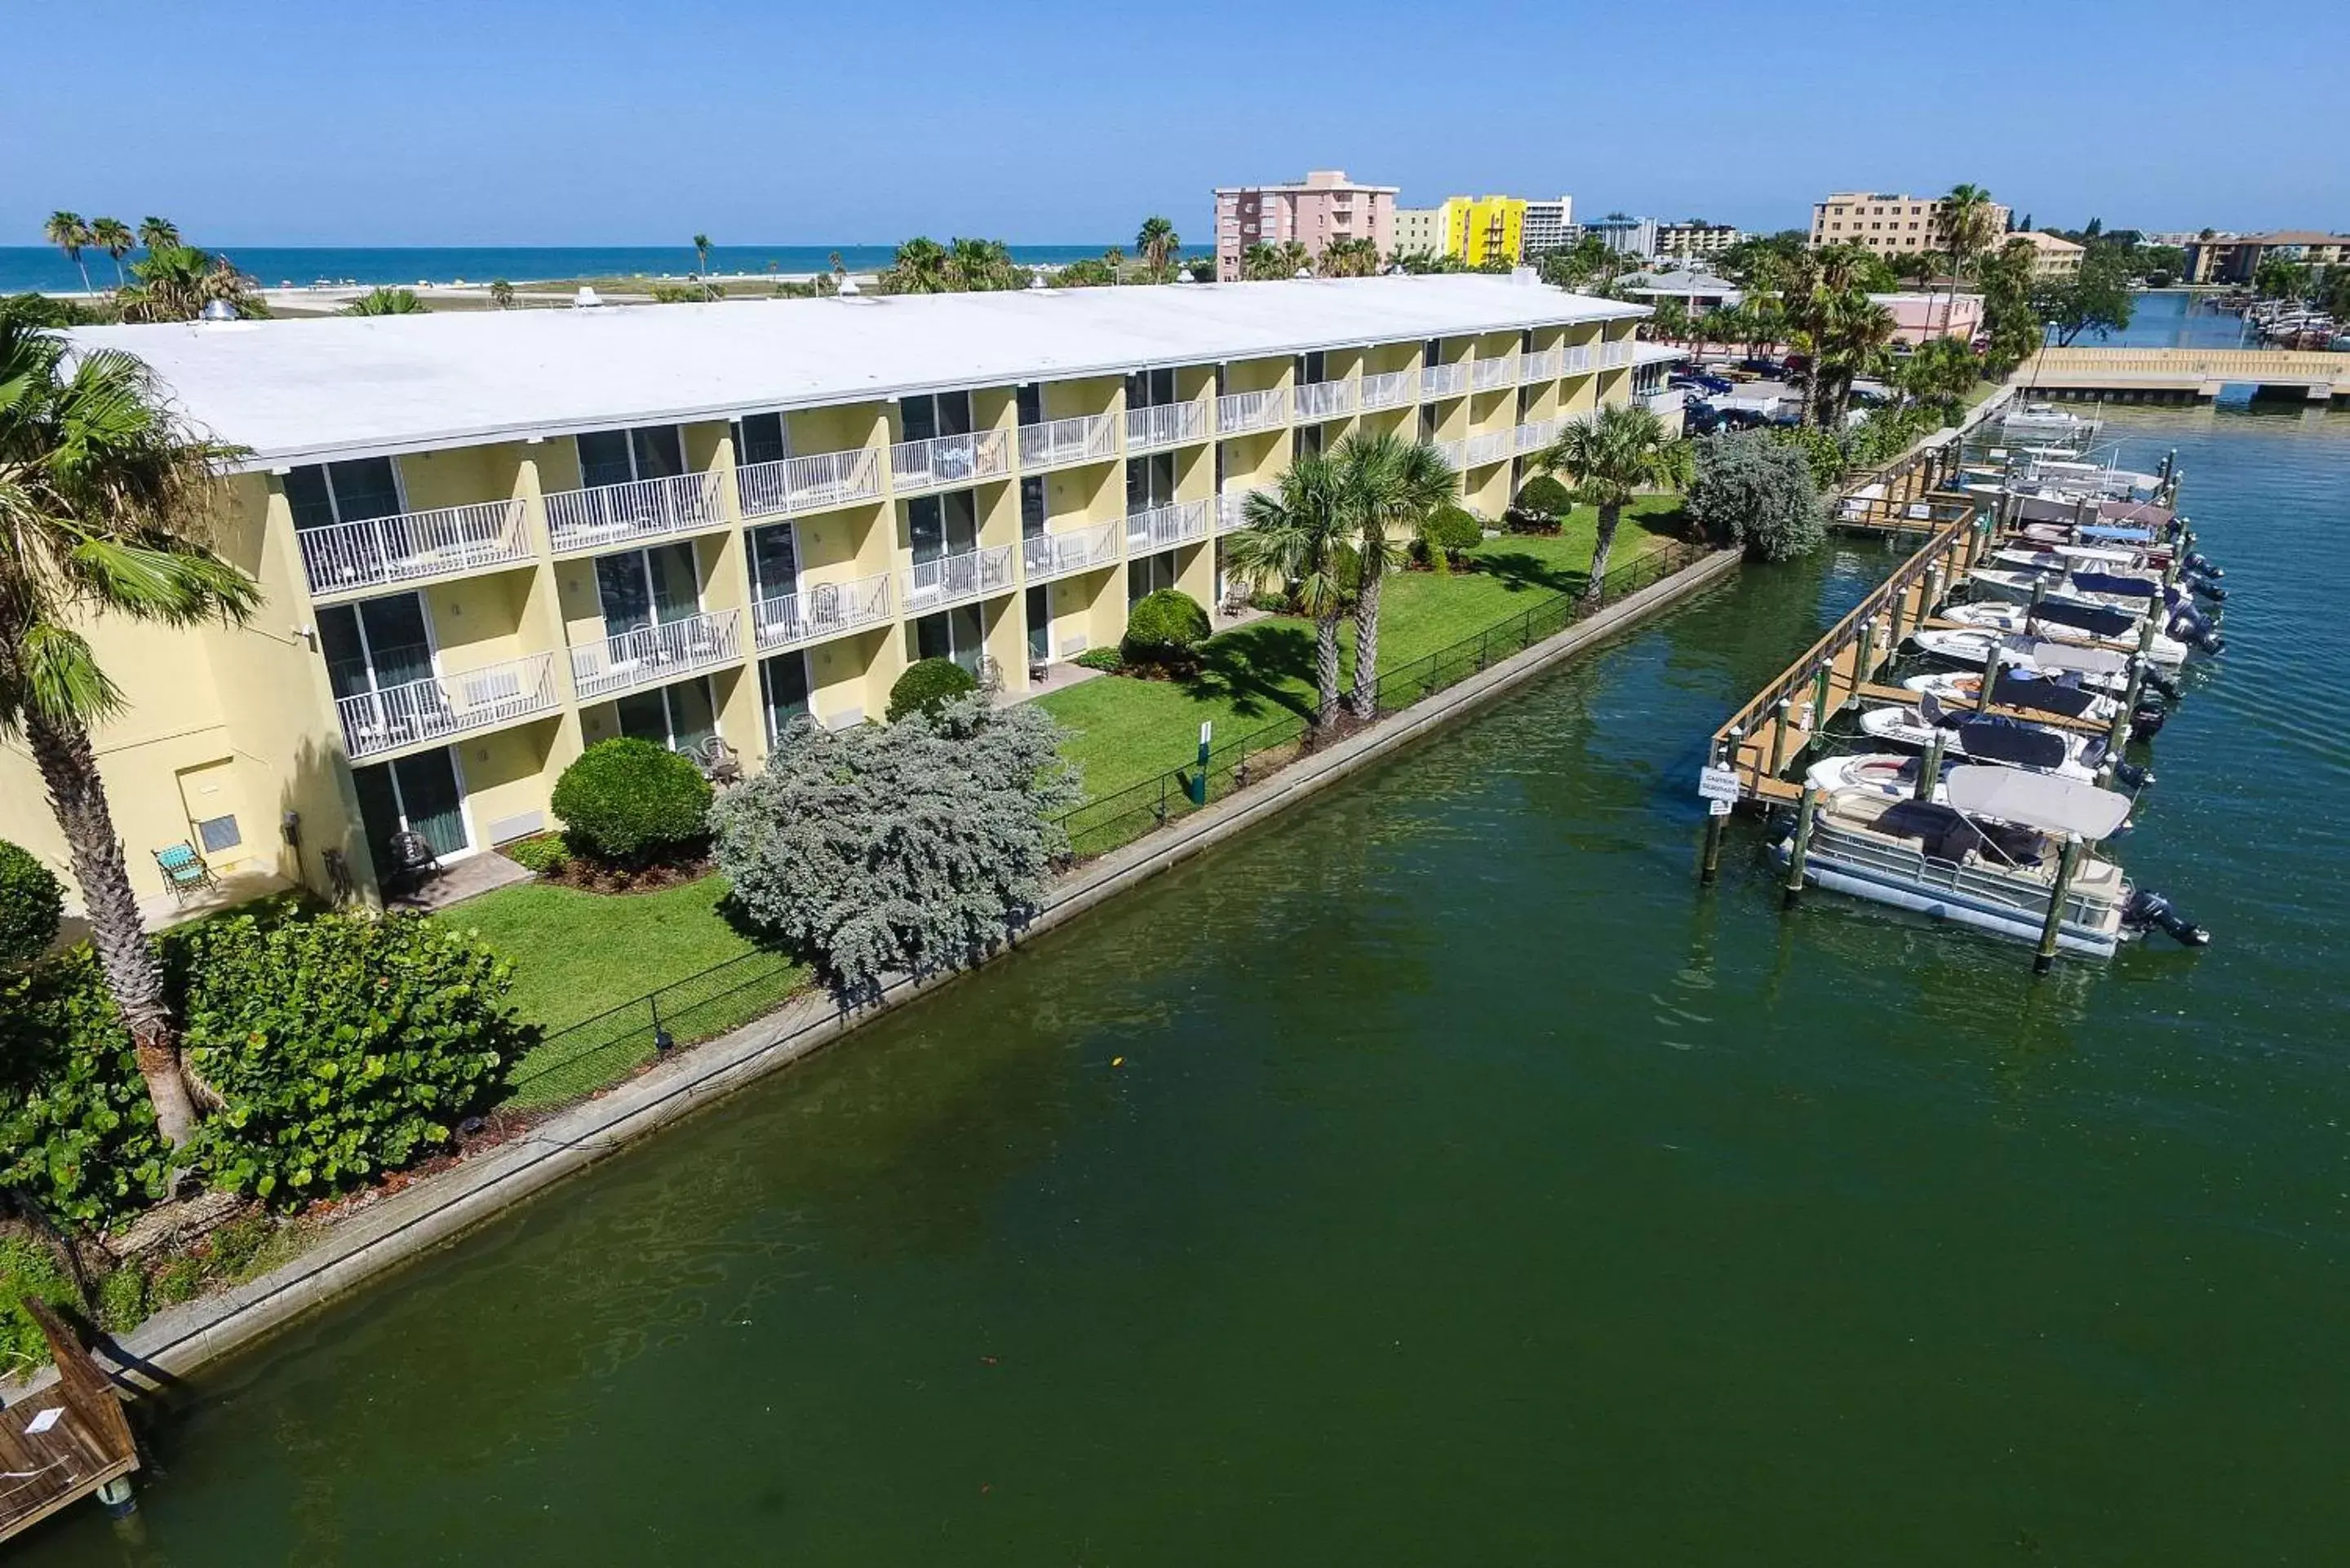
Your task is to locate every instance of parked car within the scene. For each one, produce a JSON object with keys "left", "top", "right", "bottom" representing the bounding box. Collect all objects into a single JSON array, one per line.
[
  {"left": 1740, "top": 357, "right": 1787, "bottom": 378},
  {"left": 1670, "top": 371, "right": 1735, "bottom": 396}
]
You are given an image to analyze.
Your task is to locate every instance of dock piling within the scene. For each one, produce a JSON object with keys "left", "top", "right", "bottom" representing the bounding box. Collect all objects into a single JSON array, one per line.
[
  {"left": 1767, "top": 698, "right": 1792, "bottom": 777},
  {"left": 1916, "top": 731, "right": 1945, "bottom": 801},
  {"left": 1783, "top": 787, "right": 1820, "bottom": 910},
  {"left": 1811, "top": 665, "right": 1832, "bottom": 734},
  {"left": 2034, "top": 834, "right": 2085, "bottom": 972}
]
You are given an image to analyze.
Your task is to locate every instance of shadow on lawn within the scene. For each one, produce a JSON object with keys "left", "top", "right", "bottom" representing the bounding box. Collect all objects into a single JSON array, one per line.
[
  {"left": 1471, "top": 547, "right": 1589, "bottom": 597},
  {"left": 1182, "top": 619, "right": 1318, "bottom": 721}
]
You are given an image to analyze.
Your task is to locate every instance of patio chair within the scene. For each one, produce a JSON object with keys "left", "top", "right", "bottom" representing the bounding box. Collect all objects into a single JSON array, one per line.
[
  {"left": 688, "top": 734, "right": 743, "bottom": 786},
  {"left": 152, "top": 842, "right": 216, "bottom": 901},
  {"left": 383, "top": 831, "right": 443, "bottom": 892}
]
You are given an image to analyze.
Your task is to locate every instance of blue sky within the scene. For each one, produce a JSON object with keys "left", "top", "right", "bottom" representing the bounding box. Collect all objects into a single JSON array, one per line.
[{"left": 7, "top": 0, "right": 2343, "bottom": 246}]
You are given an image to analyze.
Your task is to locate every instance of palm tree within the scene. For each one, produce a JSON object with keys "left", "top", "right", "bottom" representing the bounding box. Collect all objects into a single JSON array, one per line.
[
  {"left": 343, "top": 286, "right": 428, "bottom": 316},
  {"left": 1222, "top": 454, "right": 1357, "bottom": 730},
  {"left": 692, "top": 232, "right": 713, "bottom": 298},
  {"left": 488, "top": 278, "right": 516, "bottom": 309},
  {"left": 1533, "top": 403, "right": 1692, "bottom": 603},
  {"left": 1336, "top": 432, "right": 1457, "bottom": 717},
  {"left": 1239, "top": 242, "right": 1284, "bottom": 281},
  {"left": 43, "top": 212, "right": 93, "bottom": 295},
  {"left": 1317, "top": 237, "right": 1381, "bottom": 278},
  {"left": 118, "top": 245, "right": 265, "bottom": 323},
  {"left": 1939, "top": 184, "right": 1995, "bottom": 337},
  {"left": 1277, "top": 240, "right": 1311, "bottom": 278},
  {"left": 0, "top": 321, "right": 259, "bottom": 1144},
  {"left": 1810, "top": 291, "right": 1897, "bottom": 430},
  {"left": 882, "top": 237, "right": 951, "bottom": 294},
  {"left": 89, "top": 219, "right": 135, "bottom": 287},
  {"left": 135, "top": 216, "right": 180, "bottom": 256},
  {"left": 1137, "top": 216, "right": 1179, "bottom": 281}
]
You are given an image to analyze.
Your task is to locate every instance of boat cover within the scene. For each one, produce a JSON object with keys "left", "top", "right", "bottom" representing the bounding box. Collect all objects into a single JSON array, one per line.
[
  {"left": 2072, "top": 571, "right": 2158, "bottom": 600},
  {"left": 1991, "top": 672, "right": 2098, "bottom": 719},
  {"left": 1958, "top": 718, "right": 2068, "bottom": 769},
  {"left": 2098, "top": 500, "right": 2175, "bottom": 528},
  {"left": 2078, "top": 524, "right": 2155, "bottom": 543},
  {"left": 1945, "top": 765, "right": 2131, "bottom": 839},
  {"left": 2021, "top": 639, "right": 2128, "bottom": 676},
  {"left": 2031, "top": 600, "right": 2137, "bottom": 639}
]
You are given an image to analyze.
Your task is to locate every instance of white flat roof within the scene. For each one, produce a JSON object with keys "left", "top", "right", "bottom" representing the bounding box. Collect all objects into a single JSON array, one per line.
[{"left": 65, "top": 275, "right": 1640, "bottom": 470}]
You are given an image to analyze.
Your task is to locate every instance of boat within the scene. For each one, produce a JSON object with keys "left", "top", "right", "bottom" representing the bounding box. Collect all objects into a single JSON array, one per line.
[
  {"left": 1772, "top": 767, "right": 2206, "bottom": 957},
  {"left": 1940, "top": 600, "right": 2199, "bottom": 666},
  {"left": 1900, "top": 669, "right": 2125, "bottom": 727},
  {"left": 1906, "top": 629, "right": 2183, "bottom": 704},
  {"left": 1999, "top": 401, "right": 2102, "bottom": 442},
  {"left": 1856, "top": 696, "right": 2125, "bottom": 785},
  {"left": 1806, "top": 751, "right": 1948, "bottom": 803}
]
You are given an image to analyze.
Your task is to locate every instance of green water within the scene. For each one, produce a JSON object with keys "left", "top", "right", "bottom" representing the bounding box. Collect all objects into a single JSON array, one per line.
[{"left": 28, "top": 406, "right": 2350, "bottom": 1566}]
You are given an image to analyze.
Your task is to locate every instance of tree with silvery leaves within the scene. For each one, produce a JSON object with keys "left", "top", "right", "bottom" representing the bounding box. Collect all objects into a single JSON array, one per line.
[{"left": 710, "top": 695, "right": 1082, "bottom": 1003}]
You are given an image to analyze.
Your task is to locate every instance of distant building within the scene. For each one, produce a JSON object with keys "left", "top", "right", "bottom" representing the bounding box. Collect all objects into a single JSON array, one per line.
[
  {"left": 1583, "top": 215, "right": 1660, "bottom": 259},
  {"left": 1212, "top": 171, "right": 1399, "bottom": 281},
  {"left": 1520, "top": 197, "right": 1576, "bottom": 257},
  {"left": 1809, "top": 192, "right": 2013, "bottom": 258},
  {"left": 1873, "top": 291, "right": 1985, "bottom": 344},
  {"left": 1391, "top": 195, "right": 1549, "bottom": 268},
  {"left": 1392, "top": 206, "right": 1446, "bottom": 260},
  {"left": 2183, "top": 231, "right": 2350, "bottom": 284},
  {"left": 1654, "top": 222, "right": 1745, "bottom": 261},
  {"left": 2013, "top": 230, "right": 2085, "bottom": 279}
]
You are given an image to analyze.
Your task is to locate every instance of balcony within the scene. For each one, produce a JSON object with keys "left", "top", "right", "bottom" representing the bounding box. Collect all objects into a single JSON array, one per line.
[
  {"left": 1564, "top": 344, "right": 1596, "bottom": 374},
  {"left": 1519, "top": 348, "right": 1562, "bottom": 381},
  {"left": 1601, "top": 341, "right": 1633, "bottom": 370},
  {"left": 1359, "top": 370, "right": 1415, "bottom": 410},
  {"left": 751, "top": 571, "right": 893, "bottom": 652},
  {"left": 1463, "top": 431, "right": 1515, "bottom": 467},
  {"left": 1515, "top": 419, "right": 1562, "bottom": 454},
  {"left": 902, "top": 542, "right": 1016, "bottom": 613},
  {"left": 1470, "top": 356, "right": 1518, "bottom": 392},
  {"left": 1215, "top": 388, "right": 1289, "bottom": 436},
  {"left": 1431, "top": 438, "right": 1468, "bottom": 470},
  {"left": 1292, "top": 379, "right": 1355, "bottom": 422},
  {"left": 570, "top": 608, "right": 744, "bottom": 700},
  {"left": 544, "top": 470, "right": 728, "bottom": 555},
  {"left": 1217, "top": 486, "right": 1278, "bottom": 532},
  {"left": 1126, "top": 399, "right": 1209, "bottom": 451},
  {"left": 735, "top": 447, "right": 882, "bottom": 520},
  {"left": 889, "top": 429, "right": 1010, "bottom": 494},
  {"left": 1126, "top": 498, "right": 1211, "bottom": 553},
  {"left": 1022, "top": 520, "right": 1122, "bottom": 584},
  {"left": 335, "top": 652, "right": 560, "bottom": 761},
  {"left": 1421, "top": 363, "right": 1468, "bottom": 397},
  {"left": 296, "top": 498, "right": 533, "bottom": 600},
  {"left": 1018, "top": 414, "right": 1119, "bottom": 472}
]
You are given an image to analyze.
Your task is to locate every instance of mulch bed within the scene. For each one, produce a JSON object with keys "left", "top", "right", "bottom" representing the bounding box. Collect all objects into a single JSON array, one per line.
[{"left": 498, "top": 840, "right": 712, "bottom": 896}]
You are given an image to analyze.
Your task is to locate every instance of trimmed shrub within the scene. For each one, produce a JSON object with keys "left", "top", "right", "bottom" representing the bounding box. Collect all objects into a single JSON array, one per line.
[
  {"left": 1687, "top": 431, "right": 1827, "bottom": 563},
  {"left": 1416, "top": 504, "right": 1486, "bottom": 571},
  {"left": 712, "top": 695, "right": 1083, "bottom": 1001},
  {"left": 550, "top": 737, "right": 712, "bottom": 866},
  {"left": 1121, "top": 590, "right": 1211, "bottom": 668},
  {"left": 1071, "top": 646, "right": 1124, "bottom": 673},
  {"left": 179, "top": 912, "right": 529, "bottom": 1203},
  {"left": 0, "top": 950, "right": 168, "bottom": 1229},
  {"left": 1248, "top": 589, "right": 1290, "bottom": 614},
  {"left": 0, "top": 839, "right": 62, "bottom": 972},
  {"left": 887, "top": 657, "right": 980, "bottom": 723},
  {"left": 503, "top": 834, "right": 570, "bottom": 875},
  {"left": 1514, "top": 475, "right": 1573, "bottom": 517}
]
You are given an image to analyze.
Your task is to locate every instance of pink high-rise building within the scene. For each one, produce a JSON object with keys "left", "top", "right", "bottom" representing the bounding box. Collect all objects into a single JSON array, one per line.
[{"left": 1213, "top": 171, "right": 1399, "bottom": 281}]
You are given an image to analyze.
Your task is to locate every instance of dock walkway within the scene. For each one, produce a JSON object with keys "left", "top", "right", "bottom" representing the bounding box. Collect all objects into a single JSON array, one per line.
[{"left": 0, "top": 1300, "right": 140, "bottom": 1544}]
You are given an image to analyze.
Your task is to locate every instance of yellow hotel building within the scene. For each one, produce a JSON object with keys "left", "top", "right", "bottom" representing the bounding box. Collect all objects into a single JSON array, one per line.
[{"left": 10, "top": 276, "right": 1643, "bottom": 915}]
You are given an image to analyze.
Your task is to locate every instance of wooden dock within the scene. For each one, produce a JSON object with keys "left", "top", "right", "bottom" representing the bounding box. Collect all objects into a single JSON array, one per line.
[{"left": 0, "top": 1300, "right": 140, "bottom": 1544}]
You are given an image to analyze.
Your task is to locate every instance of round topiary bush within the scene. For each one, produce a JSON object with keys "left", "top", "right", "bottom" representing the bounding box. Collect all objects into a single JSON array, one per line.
[
  {"left": 549, "top": 737, "right": 713, "bottom": 866},
  {"left": 0, "top": 840, "right": 63, "bottom": 972},
  {"left": 1416, "top": 504, "right": 1486, "bottom": 570},
  {"left": 887, "top": 658, "right": 980, "bottom": 723},
  {"left": 1121, "top": 590, "right": 1211, "bottom": 668},
  {"left": 1514, "top": 475, "right": 1573, "bottom": 516}
]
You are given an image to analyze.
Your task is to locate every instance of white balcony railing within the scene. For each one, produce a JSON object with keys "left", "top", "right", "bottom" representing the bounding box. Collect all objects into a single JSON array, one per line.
[
  {"left": 889, "top": 429, "right": 1010, "bottom": 494},
  {"left": 1293, "top": 379, "right": 1355, "bottom": 422},
  {"left": 1022, "top": 520, "right": 1122, "bottom": 583},
  {"left": 902, "top": 542, "right": 1016, "bottom": 612},
  {"left": 1602, "top": 341, "right": 1634, "bottom": 370},
  {"left": 751, "top": 571, "right": 893, "bottom": 651},
  {"left": 735, "top": 447, "right": 882, "bottom": 520},
  {"left": 1463, "top": 431, "right": 1515, "bottom": 467},
  {"left": 1519, "top": 348, "right": 1562, "bottom": 381},
  {"left": 1126, "top": 399, "right": 1210, "bottom": 451},
  {"left": 1126, "top": 498, "right": 1211, "bottom": 553},
  {"left": 1515, "top": 419, "right": 1562, "bottom": 454},
  {"left": 1431, "top": 438, "right": 1469, "bottom": 470},
  {"left": 336, "top": 652, "right": 559, "bottom": 760},
  {"left": 1470, "top": 356, "right": 1517, "bottom": 392},
  {"left": 1564, "top": 344, "right": 1596, "bottom": 374},
  {"left": 1216, "top": 388, "right": 1289, "bottom": 435},
  {"left": 1359, "top": 370, "right": 1415, "bottom": 410},
  {"left": 296, "top": 498, "right": 533, "bottom": 600},
  {"left": 570, "top": 608, "right": 743, "bottom": 699},
  {"left": 544, "top": 470, "right": 728, "bottom": 553},
  {"left": 1421, "top": 363, "right": 1468, "bottom": 397},
  {"left": 1018, "top": 413, "right": 1119, "bottom": 472},
  {"left": 1217, "top": 486, "right": 1279, "bottom": 532}
]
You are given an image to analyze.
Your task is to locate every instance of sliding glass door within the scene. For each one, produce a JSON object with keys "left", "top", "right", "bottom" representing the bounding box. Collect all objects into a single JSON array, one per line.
[{"left": 352, "top": 746, "right": 470, "bottom": 871}]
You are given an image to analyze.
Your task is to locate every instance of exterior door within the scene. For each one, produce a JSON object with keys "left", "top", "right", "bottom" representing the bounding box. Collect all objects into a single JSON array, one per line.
[{"left": 353, "top": 746, "right": 469, "bottom": 871}]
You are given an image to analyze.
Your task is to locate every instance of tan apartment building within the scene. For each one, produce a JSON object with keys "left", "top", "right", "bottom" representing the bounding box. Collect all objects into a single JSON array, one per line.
[
  {"left": 1212, "top": 171, "right": 1398, "bottom": 281},
  {"left": 2184, "top": 230, "right": 2350, "bottom": 284},
  {"left": 1810, "top": 193, "right": 2012, "bottom": 257},
  {"left": 11, "top": 277, "right": 1644, "bottom": 916},
  {"left": 2013, "top": 230, "right": 2085, "bottom": 279},
  {"left": 1653, "top": 222, "right": 1745, "bottom": 261}
]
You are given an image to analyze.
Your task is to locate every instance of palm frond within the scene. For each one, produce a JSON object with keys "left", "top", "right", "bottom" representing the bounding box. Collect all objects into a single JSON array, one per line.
[{"left": 9, "top": 621, "right": 125, "bottom": 729}]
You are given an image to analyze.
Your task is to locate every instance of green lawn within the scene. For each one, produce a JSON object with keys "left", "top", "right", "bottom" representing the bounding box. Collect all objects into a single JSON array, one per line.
[{"left": 1039, "top": 499, "right": 1687, "bottom": 803}]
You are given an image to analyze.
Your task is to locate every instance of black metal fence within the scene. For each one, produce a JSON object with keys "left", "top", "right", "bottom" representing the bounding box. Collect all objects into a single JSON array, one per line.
[
  {"left": 503, "top": 947, "right": 805, "bottom": 1110},
  {"left": 1050, "top": 536, "right": 1714, "bottom": 860}
]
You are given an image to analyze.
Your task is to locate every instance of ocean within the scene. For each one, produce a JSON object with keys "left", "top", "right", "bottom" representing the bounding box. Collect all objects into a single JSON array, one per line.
[{"left": 0, "top": 242, "right": 1120, "bottom": 294}]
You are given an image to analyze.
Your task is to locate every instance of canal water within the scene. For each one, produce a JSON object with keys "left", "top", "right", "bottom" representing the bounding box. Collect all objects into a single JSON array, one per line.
[{"left": 28, "top": 406, "right": 2350, "bottom": 1565}]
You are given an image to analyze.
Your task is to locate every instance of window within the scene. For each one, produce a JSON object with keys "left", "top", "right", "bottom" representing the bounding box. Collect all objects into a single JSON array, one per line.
[
  {"left": 317, "top": 591, "right": 433, "bottom": 701},
  {"left": 748, "top": 525, "right": 798, "bottom": 605},
  {"left": 1020, "top": 476, "right": 1046, "bottom": 537},
  {"left": 907, "top": 489, "right": 978, "bottom": 562},
  {"left": 899, "top": 390, "right": 973, "bottom": 444},
  {"left": 1016, "top": 384, "right": 1044, "bottom": 428},
  {"left": 1125, "top": 367, "right": 1177, "bottom": 410},
  {"left": 596, "top": 542, "right": 700, "bottom": 634},
  {"left": 734, "top": 412, "right": 790, "bottom": 467},
  {"left": 285, "top": 458, "right": 403, "bottom": 530},
  {"left": 577, "top": 425, "right": 684, "bottom": 489},
  {"left": 616, "top": 675, "right": 716, "bottom": 753},
  {"left": 196, "top": 814, "right": 242, "bottom": 854}
]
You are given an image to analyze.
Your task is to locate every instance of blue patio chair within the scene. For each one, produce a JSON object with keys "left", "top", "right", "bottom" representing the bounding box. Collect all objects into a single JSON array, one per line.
[{"left": 152, "top": 841, "right": 215, "bottom": 900}]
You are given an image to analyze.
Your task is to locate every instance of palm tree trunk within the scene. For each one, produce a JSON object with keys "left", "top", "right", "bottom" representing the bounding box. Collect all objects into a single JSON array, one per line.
[
  {"left": 1313, "top": 611, "right": 1343, "bottom": 730},
  {"left": 74, "top": 258, "right": 92, "bottom": 296},
  {"left": 1349, "top": 566, "right": 1384, "bottom": 719},
  {"left": 1582, "top": 503, "right": 1624, "bottom": 603},
  {"left": 20, "top": 707, "right": 200, "bottom": 1145}
]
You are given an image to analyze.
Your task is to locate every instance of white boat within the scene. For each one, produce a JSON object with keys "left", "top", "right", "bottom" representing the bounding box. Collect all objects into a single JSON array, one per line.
[
  {"left": 1940, "top": 601, "right": 2193, "bottom": 667},
  {"left": 1991, "top": 543, "right": 2147, "bottom": 575},
  {"left": 1965, "top": 566, "right": 2175, "bottom": 615},
  {"left": 1857, "top": 698, "right": 2108, "bottom": 782},
  {"left": 1773, "top": 767, "right": 2161, "bottom": 958},
  {"left": 2000, "top": 401, "right": 2101, "bottom": 442},
  {"left": 1906, "top": 629, "right": 2181, "bottom": 704},
  {"left": 1900, "top": 669, "right": 2122, "bottom": 725},
  {"left": 1806, "top": 751, "right": 1948, "bottom": 803}
]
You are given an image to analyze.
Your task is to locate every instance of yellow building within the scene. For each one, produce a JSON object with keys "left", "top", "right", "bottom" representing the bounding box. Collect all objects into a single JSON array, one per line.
[
  {"left": 7, "top": 277, "right": 1643, "bottom": 916},
  {"left": 1394, "top": 197, "right": 1530, "bottom": 268}
]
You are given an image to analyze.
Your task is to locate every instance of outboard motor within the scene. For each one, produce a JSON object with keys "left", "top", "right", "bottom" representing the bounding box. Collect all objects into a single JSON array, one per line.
[
  {"left": 2185, "top": 574, "right": 2227, "bottom": 604},
  {"left": 2131, "top": 704, "right": 2168, "bottom": 737},
  {"left": 2167, "top": 604, "right": 2224, "bottom": 655},
  {"left": 2123, "top": 888, "right": 2211, "bottom": 947},
  {"left": 2184, "top": 552, "right": 2222, "bottom": 580},
  {"left": 2141, "top": 667, "right": 2182, "bottom": 703},
  {"left": 2110, "top": 757, "right": 2155, "bottom": 792}
]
